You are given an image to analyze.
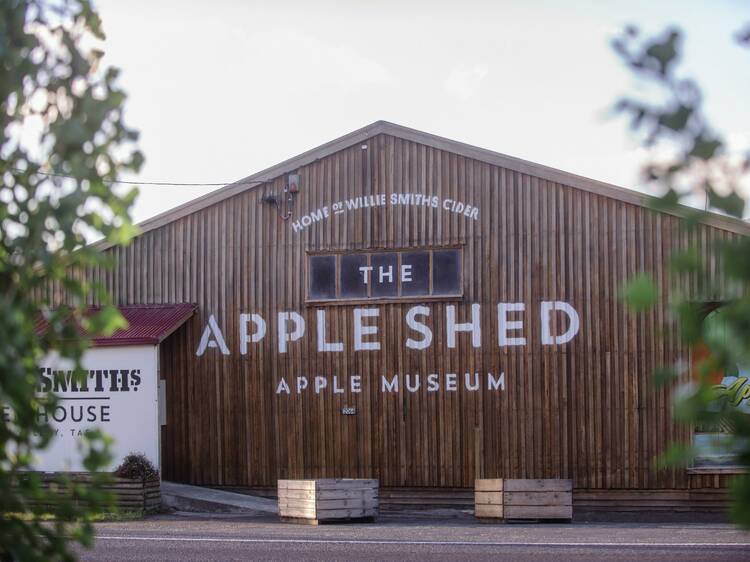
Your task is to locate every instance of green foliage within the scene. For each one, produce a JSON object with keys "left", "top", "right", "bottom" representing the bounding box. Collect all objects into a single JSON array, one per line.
[
  {"left": 621, "top": 273, "right": 658, "bottom": 312},
  {"left": 652, "top": 366, "right": 678, "bottom": 389},
  {"left": 656, "top": 442, "right": 694, "bottom": 470},
  {"left": 0, "top": 0, "right": 141, "bottom": 559},
  {"left": 614, "top": 24, "right": 750, "bottom": 527}
]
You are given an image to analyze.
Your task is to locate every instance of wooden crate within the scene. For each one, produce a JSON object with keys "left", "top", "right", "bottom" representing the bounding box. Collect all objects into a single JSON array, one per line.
[
  {"left": 475, "top": 479, "right": 572, "bottom": 521},
  {"left": 278, "top": 479, "right": 378, "bottom": 523}
]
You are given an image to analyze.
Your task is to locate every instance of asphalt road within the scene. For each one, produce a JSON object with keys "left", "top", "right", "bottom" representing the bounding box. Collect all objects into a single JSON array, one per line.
[{"left": 77, "top": 513, "right": 750, "bottom": 562}]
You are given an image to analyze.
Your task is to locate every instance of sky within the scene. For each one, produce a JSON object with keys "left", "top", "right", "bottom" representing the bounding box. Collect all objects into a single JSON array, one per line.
[{"left": 94, "top": 0, "right": 750, "bottom": 224}]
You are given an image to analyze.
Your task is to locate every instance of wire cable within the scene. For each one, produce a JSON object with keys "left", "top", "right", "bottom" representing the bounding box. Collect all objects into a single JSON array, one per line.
[{"left": 8, "top": 167, "right": 267, "bottom": 188}]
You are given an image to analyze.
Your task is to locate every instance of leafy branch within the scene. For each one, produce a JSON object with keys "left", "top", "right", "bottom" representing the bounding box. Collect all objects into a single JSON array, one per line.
[{"left": 615, "top": 24, "right": 750, "bottom": 528}]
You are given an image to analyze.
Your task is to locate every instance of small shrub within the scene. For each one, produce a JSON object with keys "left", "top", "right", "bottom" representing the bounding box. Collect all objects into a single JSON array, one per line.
[{"left": 114, "top": 453, "right": 159, "bottom": 481}]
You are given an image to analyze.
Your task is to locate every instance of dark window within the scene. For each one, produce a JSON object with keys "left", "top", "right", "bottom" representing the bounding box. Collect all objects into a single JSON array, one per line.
[
  {"left": 401, "top": 252, "right": 430, "bottom": 296},
  {"left": 371, "top": 253, "right": 399, "bottom": 297},
  {"left": 307, "top": 248, "right": 462, "bottom": 301},
  {"left": 341, "top": 254, "right": 369, "bottom": 298},
  {"left": 432, "top": 250, "right": 461, "bottom": 295},
  {"left": 309, "top": 255, "right": 336, "bottom": 299}
]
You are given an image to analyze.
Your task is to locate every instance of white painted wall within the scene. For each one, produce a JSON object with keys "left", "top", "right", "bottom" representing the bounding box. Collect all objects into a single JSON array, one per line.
[{"left": 32, "top": 345, "right": 160, "bottom": 472}]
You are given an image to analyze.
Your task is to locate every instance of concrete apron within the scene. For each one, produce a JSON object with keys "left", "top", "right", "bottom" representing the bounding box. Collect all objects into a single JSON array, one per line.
[{"left": 161, "top": 481, "right": 278, "bottom": 515}]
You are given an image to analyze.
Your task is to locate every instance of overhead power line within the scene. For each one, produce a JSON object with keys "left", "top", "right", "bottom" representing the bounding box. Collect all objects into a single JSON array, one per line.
[{"left": 9, "top": 167, "right": 266, "bottom": 188}]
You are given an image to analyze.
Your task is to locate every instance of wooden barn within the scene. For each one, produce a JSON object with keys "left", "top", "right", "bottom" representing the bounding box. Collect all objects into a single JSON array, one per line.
[{"left": 71, "top": 121, "right": 749, "bottom": 511}]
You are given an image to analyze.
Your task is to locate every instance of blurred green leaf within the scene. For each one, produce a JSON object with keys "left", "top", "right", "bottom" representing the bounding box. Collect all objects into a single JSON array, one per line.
[
  {"left": 615, "top": 21, "right": 750, "bottom": 528},
  {"left": 645, "top": 29, "right": 681, "bottom": 75},
  {"left": 689, "top": 136, "right": 722, "bottom": 160},
  {"left": 106, "top": 221, "right": 140, "bottom": 246},
  {"left": 730, "top": 477, "right": 750, "bottom": 528},
  {"left": 707, "top": 189, "right": 745, "bottom": 218},
  {"left": 621, "top": 274, "right": 658, "bottom": 311},
  {"left": 653, "top": 366, "right": 679, "bottom": 388},
  {"left": 669, "top": 249, "right": 700, "bottom": 273},
  {"left": 658, "top": 105, "right": 692, "bottom": 131},
  {"left": 656, "top": 443, "right": 695, "bottom": 469},
  {"left": 85, "top": 306, "right": 128, "bottom": 337},
  {"left": 649, "top": 188, "right": 681, "bottom": 212},
  {"left": 722, "top": 238, "right": 750, "bottom": 281},
  {"left": 0, "top": 0, "right": 141, "bottom": 558}
]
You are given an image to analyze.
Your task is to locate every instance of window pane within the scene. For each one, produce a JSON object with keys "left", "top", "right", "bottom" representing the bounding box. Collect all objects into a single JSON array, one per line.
[
  {"left": 309, "top": 255, "right": 336, "bottom": 299},
  {"left": 341, "top": 254, "right": 369, "bottom": 298},
  {"left": 694, "top": 432, "right": 745, "bottom": 467},
  {"left": 400, "top": 252, "right": 430, "bottom": 296},
  {"left": 432, "top": 250, "right": 461, "bottom": 295},
  {"left": 371, "top": 253, "right": 398, "bottom": 297}
]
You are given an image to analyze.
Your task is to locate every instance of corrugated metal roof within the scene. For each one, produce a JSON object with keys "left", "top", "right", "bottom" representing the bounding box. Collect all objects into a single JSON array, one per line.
[{"left": 36, "top": 303, "right": 197, "bottom": 347}]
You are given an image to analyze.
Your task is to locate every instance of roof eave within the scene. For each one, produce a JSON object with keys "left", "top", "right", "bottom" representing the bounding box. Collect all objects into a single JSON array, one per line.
[{"left": 94, "top": 120, "right": 750, "bottom": 249}]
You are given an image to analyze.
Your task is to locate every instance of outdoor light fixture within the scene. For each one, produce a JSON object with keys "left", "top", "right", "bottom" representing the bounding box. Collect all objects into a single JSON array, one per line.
[
  {"left": 288, "top": 173, "right": 299, "bottom": 193},
  {"left": 260, "top": 172, "right": 299, "bottom": 220}
]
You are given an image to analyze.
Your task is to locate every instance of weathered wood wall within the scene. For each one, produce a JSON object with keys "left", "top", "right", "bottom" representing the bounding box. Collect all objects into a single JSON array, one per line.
[{"left": 57, "top": 133, "right": 742, "bottom": 494}]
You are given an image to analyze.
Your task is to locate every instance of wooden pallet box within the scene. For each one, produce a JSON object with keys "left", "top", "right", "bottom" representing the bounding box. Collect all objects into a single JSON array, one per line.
[
  {"left": 475, "top": 479, "right": 572, "bottom": 521},
  {"left": 278, "top": 479, "right": 378, "bottom": 523}
]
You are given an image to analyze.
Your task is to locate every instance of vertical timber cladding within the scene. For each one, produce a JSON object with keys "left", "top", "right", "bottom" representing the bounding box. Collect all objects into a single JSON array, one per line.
[{"left": 91, "top": 127, "right": 742, "bottom": 491}]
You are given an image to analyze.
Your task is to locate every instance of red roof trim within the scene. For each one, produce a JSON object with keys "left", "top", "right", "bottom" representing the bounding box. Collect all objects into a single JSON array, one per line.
[
  {"left": 36, "top": 303, "right": 198, "bottom": 348},
  {"left": 92, "top": 303, "right": 197, "bottom": 347}
]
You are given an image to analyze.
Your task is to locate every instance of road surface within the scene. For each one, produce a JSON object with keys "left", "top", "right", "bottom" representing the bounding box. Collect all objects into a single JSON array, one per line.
[{"left": 77, "top": 513, "right": 750, "bottom": 561}]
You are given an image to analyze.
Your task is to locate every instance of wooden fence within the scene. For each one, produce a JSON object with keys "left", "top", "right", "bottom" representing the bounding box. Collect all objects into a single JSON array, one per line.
[{"left": 22, "top": 473, "right": 161, "bottom": 512}]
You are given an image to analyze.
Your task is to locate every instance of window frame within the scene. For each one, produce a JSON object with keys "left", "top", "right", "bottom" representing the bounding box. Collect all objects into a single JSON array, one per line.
[{"left": 305, "top": 246, "right": 464, "bottom": 305}]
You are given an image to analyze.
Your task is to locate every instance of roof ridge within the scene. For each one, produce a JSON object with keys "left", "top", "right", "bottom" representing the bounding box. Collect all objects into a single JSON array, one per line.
[{"left": 93, "top": 120, "right": 749, "bottom": 250}]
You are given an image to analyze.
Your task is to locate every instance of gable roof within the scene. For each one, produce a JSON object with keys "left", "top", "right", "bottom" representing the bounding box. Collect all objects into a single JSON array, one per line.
[{"left": 97, "top": 121, "right": 750, "bottom": 250}]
